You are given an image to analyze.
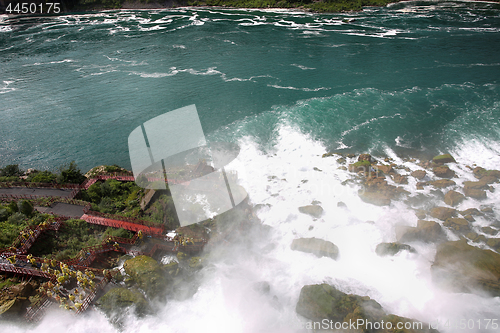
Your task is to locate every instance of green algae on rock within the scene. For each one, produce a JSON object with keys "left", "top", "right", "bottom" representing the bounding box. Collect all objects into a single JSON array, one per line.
[{"left": 123, "top": 255, "right": 170, "bottom": 299}]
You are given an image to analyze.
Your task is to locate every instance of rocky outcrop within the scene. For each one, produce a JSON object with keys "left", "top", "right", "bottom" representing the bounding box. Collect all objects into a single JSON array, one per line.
[
  {"left": 375, "top": 242, "right": 415, "bottom": 256},
  {"left": 123, "top": 255, "right": 169, "bottom": 299},
  {"left": 298, "top": 205, "right": 324, "bottom": 218},
  {"left": 296, "top": 284, "right": 438, "bottom": 333},
  {"left": 431, "top": 240, "right": 500, "bottom": 296},
  {"left": 291, "top": 238, "right": 339, "bottom": 260},
  {"left": 397, "top": 220, "right": 446, "bottom": 243},
  {"left": 443, "top": 190, "right": 465, "bottom": 206},
  {"left": 97, "top": 287, "right": 150, "bottom": 316}
]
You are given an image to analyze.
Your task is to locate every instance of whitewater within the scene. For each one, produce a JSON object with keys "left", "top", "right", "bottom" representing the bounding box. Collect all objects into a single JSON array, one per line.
[{"left": 1, "top": 1, "right": 500, "bottom": 332}]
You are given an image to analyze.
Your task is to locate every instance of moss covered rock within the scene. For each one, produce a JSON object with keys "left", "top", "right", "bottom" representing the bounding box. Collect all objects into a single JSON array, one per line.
[
  {"left": 296, "top": 284, "right": 438, "bottom": 333},
  {"left": 97, "top": 287, "right": 150, "bottom": 316},
  {"left": 123, "top": 255, "right": 169, "bottom": 299},
  {"left": 431, "top": 240, "right": 500, "bottom": 296},
  {"left": 432, "top": 154, "right": 456, "bottom": 164},
  {"left": 291, "top": 237, "right": 339, "bottom": 260}
]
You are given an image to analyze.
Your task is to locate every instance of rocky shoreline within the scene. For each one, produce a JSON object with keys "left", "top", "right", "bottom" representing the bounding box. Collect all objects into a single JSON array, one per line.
[{"left": 1, "top": 151, "right": 500, "bottom": 329}]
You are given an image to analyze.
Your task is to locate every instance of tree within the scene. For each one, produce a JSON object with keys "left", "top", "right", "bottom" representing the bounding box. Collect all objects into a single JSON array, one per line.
[
  {"left": 57, "top": 161, "right": 86, "bottom": 184},
  {"left": 0, "top": 164, "right": 22, "bottom": 177}
]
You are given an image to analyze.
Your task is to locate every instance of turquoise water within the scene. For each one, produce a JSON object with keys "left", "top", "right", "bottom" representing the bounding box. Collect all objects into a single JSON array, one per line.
[
  {"left": 1, "top": 1, "right": 500, "bottom": 171},
  {"left": 2, "top": 2, "right": 500, "bottom": 332}
]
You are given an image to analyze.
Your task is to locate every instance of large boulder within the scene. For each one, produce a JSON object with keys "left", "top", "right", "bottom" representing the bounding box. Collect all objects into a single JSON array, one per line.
[
  {"left": 397, "top": 220, "right": 446, "bottom": 243},
  {"left": 96, "top": 287, "right": 150, "bottom": 316},
  {"left": 123, "top": 255, "right": 169, "bottom": 299},
  {"left": 411, "top": 170, "right": 426, "bottom": 180},
  {"left": 298, "top": 205, "right": 324, "bottom": 218},
  {"left": 432, "top": 154, "right": 456, "bottom": 164},
  {"left": 433, "top": 165, "right": 455, "bottom": 178},
  {"left": 443, "top": 190, "right": 465, "bottom": 206},
  {"left": 296, "top": 284, "right": 438, "bottom": 333},
  {"left": 431, "top": 240, "right": 500, "bottom": 296},
  {"left": 473, "top": 167, "right": 500, "bottom": 179},
  {"left": 430, "top": 207, "right": 456, "bottom": 221},
  {"left": 464, "top": 188, "right": 487, "bottom": 199},
  {"left": 291, "top": 238, "right": 339, "bottom": 260},
  {"left": 443, "top": 217, "right": 470, "bottom": 233}
]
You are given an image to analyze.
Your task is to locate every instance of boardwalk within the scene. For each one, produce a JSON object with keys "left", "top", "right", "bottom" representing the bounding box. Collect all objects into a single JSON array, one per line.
[{"left": 0, "top": 187, "right": 75, "bottom": 199}]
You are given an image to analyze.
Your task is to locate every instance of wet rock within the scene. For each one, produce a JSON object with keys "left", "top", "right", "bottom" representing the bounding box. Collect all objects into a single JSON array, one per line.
[
  {"left": 429, "top": 179, "right": 456, "bottom": 188},
  {"left": 296, "top": 284, "right": 385, "bottom": 322},
  {"left": 463, "top": 214, "right": 475, "bottom": 222},
  {"left": 337, "top": 201, "right": 347, "bottom": 208},
  {"left": 374, "top": 164, "right": 393, "bottom": 174},
  {"left": 464, "top": 188, "right": 487, "bottom": 200},
  {"left": 430, "top": 207, "right": 457, "bottom": 221},
  {"left": 337, "top": 157, "right": 346, "bottom": 164},
  {"left": 415, "top": 209, "right": 427, "bottom": 219},
  {"left": 97, "top": 287, "right": 150, "bottom": 316},
  {"left": 359, "top": 191, "right": 391, "bottom": 206},
  {"left": 398, "top": 220, "right": 446, "bottom": 243},
  {"left": 433, "top": 165, "right": 456, "bottom": 178},
  {"left": 411, "top": 170, "right": 426, "bottom": 180},
  {"left": 358, "top": 154, "right": 372, "bottom": 162},
  {"left": 465, "top": 232, "right": 479, "bottom": 242},
  {"left": 431, "top": 240, "right": 500, "bottom": 296},
  {"left": 432, "top": 154, "right": 456, "bottom": 164},
  {"left": 375, "top": 242, "right": 415, "bottom": 256},
  {"left": 444, "top": 190, "right": 465, "bottom": 206},
  {"left": 482, "top": 226, "right": 498, "bottom": 236},
  {"left": 296, "top": 284, "right": 438, "bottom": 333},
  {"left": 480, "top": 206, "right": 494, "bottom": 214},
  {"left": 460, "top": 208, "right": 483, "bottom": 216},
  {"left": 486, "top": 238, "right": 500, "bottom": 250},
  {"left": 392, "top": 174, "right": 408, "bottom": 184},
  {"left": 123, "top": 255, "right": 169, "bottom": 299},
  {"left": 298, "top": 205, "right": 324, "bottom": 218},
  {"left": 291, "top": 237, "right": 339, "bottom": 260},
  {"left": 473, "top": 167, "right": 500, "bottom": 179},
  {"left": 443, "top": 217, "right": 470, "bottom": 233}
]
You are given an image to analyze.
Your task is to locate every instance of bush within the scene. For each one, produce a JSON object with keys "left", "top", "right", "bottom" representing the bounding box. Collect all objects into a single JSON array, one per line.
[
  {"left": 0, "top": 208, "right": 9, "bottom": 221},
  {"left": 6, "top": 201, "right": 18, "bottom": 214},
  {"left": 57, "top": 161, "right": 86, "bottom": 184},
  {"left": 17, "top": 200, "right": 34, "bottom": 217},
  {"left": 0, "top": 164, "right": 22, "bottom": 177},
  {"left": 28, "top": 170, "right": 57, "bottom": 183},
  {"left": 7, "top": 212, "right": 27, "bottom": 225},
  {"left": 102, "top": 227, "right": 133, "bottom": 239}
]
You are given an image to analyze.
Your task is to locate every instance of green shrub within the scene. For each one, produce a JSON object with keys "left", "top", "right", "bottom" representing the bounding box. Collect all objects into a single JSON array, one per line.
[
  {"left": 57, "top": 161, "right": 86, "bottom": 184},
  {"left": 7, "top": 212, "right": 27, "bottom": 225},
  {"left": 0, "top": 164, "right": 22, "bottom": 177},
  {"left": 28, "top": 170, "right": 57, "bottom": 183},
  {"left": 17, "top": 200, "right": 34, "bottom": 217},
  {"left": 0, "top": 208, "right": 9, "bottom": 222},
  {"left": 102, "top": 227, "right": 133, "bottom": 239}
]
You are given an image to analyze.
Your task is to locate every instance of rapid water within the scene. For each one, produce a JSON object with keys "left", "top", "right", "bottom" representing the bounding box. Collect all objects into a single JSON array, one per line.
[{"left": 1, "top": 1, "right": 500, "bottom": 332}]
